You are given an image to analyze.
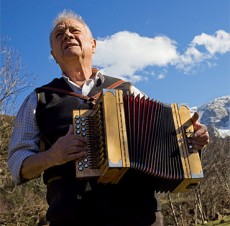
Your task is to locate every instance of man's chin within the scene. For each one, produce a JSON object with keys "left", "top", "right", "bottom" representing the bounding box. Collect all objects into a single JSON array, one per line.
[{"left": 63, "top": 51, "right": 82, "bottom": 59}]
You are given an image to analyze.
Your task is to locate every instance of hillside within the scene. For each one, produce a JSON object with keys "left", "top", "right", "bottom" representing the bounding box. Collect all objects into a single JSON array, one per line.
[{"left": 0, "top": 96, "right": 230, "bottom": 225}]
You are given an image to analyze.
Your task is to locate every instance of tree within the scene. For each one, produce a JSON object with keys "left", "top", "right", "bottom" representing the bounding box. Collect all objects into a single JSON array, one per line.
[
  {"left": 0, "top": 39, "right": 35, "bottom": 156},
  {"left": 0, "top": 40, "right": 47, "bottom": 225},
  {"left": 0, "top": 39, "right": 33, "bottom": 116}
]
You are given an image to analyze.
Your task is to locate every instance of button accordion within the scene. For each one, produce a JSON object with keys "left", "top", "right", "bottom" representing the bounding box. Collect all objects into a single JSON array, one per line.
[{"left": 73, "top": 89, "right": 204, "bottom": 192}]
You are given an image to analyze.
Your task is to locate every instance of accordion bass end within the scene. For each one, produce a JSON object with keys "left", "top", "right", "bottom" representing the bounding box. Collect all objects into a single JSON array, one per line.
[
  {"left": 170, "top": 104, "right": 204, "bottom": 192},
  {"left": 73, "top": 89, "right": 204, "bottom": 193}
]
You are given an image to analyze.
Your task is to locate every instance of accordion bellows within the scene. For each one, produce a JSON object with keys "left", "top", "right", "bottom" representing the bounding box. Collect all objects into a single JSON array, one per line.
[{"left": 73, "top": 89, "right": 204, "bottom": 193}]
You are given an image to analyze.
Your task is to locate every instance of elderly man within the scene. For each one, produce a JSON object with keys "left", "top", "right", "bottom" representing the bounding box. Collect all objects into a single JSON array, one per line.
[{"left": 8, "top": 10, "right": 209, "bottom": 226}]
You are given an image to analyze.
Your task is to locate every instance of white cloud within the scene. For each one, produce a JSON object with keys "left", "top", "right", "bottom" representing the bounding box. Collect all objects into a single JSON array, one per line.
[
  {"left": 192, "top": 30, "right": 230, "bottom": 55},
  {"left": 177, "top": 30, "right": 230, "bottom": 72},
  {"left": 93, "top": 30, "right": 230, "bottom": 82},
  {"left": 93, "top": 31, "right": 178, "bottom": 81},
  {"left": 158, "top": 73, "right": 166, "bottom": 80}
]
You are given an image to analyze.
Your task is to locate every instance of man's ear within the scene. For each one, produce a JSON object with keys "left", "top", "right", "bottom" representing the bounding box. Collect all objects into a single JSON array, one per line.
[
  {"left": 51, "top": 50, "right": 57, "bottom": 63},
  {"left": 91, "top": 39, "right": 97, "bottom": 54}
]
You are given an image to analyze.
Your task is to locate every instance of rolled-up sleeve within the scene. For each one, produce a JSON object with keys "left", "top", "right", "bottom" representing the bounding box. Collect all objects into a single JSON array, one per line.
[
  {"left": 8, "top": 91, "right": 40, "bottom": 184},
  {"left": 131, "top": 85, "right": 147, "bottom": 98}
]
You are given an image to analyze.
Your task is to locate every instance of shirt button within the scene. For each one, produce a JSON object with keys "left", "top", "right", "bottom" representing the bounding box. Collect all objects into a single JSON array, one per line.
[{"left": 76, "top": 194, "right": 82, "bottom": 200}]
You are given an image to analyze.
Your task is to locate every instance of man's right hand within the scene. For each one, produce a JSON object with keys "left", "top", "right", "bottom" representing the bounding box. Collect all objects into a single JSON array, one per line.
[
  {"left": 21, "top": 125, "right": 87, "bottom": 181},
  {"left": 48, "top": 125, "right": 87, "bottom": 165}
]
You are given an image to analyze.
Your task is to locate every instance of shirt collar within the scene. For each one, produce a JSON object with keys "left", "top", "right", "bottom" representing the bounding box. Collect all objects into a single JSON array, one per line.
[{"left": 62, "top": 68, "right": 104, "bottom": 95}]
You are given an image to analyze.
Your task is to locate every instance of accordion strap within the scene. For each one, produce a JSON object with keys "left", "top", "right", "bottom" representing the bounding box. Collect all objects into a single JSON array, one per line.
[
  {"left": 39, "top": 86, "right": 95, "bottom": 101},
  {"left": 39, "top": 79, "right": 126, "bottom": 102},
  {"left": 90, "top": 79, "right": 126, "bottom": 99}
]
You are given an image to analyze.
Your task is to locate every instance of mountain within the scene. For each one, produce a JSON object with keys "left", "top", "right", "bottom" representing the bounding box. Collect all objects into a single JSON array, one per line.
[{"left": 190, "top": 96, "right": 230, "bottom": 138}]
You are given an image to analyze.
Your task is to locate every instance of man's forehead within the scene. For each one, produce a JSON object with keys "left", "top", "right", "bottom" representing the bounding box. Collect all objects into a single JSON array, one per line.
[{"left": 53, "top": 19, "right": 84, "bottom": 30}]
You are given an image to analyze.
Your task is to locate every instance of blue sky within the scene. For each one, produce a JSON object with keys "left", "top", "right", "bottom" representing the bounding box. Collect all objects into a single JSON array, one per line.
[{"left": 1, "top": 0, "right": 230, "bottom": 109}]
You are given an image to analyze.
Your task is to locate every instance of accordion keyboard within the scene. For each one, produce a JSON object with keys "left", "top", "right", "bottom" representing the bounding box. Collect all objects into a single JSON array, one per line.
[{"left": 73, "top": 110, "right": 101, "bottom": 178}]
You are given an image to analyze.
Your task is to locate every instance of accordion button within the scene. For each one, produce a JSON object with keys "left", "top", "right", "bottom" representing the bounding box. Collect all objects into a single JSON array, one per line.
[
  {"left": 75, "top": 119, "right": 80, "bottom": 124},
  {"left": 78, "top": 166, "right": 83, "bottom": 171},
  {"left": 76, "top": 125, "right": 80, "bottom": 129},
  {"left": 83, "top": 158, "right": 88, "bottom": 163},
  {"left": 81, "top": 117, "right": 85, "bottom": 121},
  {"left": 76, "top": 130, "right": 81, "bottom": 134},
  {"left": 75, "top": 115, "right": 80, "bottom": 119},
  {"left": 84, "top": 164, "right": 89, "bottom": 168},
  {"left": 81, "top": 127, "right": 86, "bottom": 131},
  {"left": 82, "top": 132, "right": 86, "bottom": 137},
  {"left": 78, "top": 161, "right": 83, "bottom": 166},
  {"left": 81, "top": 122, "right": 86, "bottom": 126}
]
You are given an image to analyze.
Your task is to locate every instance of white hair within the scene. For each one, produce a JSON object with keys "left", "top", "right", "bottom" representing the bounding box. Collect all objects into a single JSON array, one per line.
[{"left": 49, "top": 10, "right": 93, "bottom": 48}]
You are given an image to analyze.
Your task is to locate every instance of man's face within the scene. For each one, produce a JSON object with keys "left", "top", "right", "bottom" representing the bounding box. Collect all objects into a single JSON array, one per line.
[{"left": 50, "top": 19, "right": 96, "bottom": 65}]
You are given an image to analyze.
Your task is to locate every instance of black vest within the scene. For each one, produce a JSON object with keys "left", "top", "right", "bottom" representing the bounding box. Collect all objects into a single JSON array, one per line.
[
  {"left": 36, "top": 75, "right": 160, "bottom": 217},
  {"left": 35, "top": 75, "right": 132, "bottom": 184}
]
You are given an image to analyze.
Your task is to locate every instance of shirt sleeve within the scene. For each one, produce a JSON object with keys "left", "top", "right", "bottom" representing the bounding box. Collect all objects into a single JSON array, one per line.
[
  {"left": 7, "top": 91, "right": 40, "bottom": 184},
  {"left": 130, "top": 85, "right": 148, "bottom": 98}
]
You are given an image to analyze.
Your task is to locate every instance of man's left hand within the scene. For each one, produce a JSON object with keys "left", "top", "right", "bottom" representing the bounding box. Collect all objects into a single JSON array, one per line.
[{"left": 191, "top": 112, "right": 210, "bottom": 151}]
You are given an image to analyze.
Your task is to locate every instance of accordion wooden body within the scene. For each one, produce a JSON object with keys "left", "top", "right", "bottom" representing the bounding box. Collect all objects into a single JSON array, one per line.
[{"left": 73, "top": 89, "right": 204, "bottom": 193}]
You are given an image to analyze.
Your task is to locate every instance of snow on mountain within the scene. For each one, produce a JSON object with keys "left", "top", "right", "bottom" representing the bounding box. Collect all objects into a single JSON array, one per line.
[{"left": 190, "top": 96, "right": 230, "bottom": 138}]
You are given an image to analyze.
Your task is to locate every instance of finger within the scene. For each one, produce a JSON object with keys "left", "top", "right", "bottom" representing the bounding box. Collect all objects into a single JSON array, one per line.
[
  {"left": 191, "top": 112, "right": 199, "bottom": 124},
  {"left": 69, "top": 135, "right": 87, "bottom": 144},
  {"left": 66, "top": 125, "right": 74, "bottom": 136},
  {"left": 68, "top": 150, "right": 87, "bottom": 161},
  {"left": 187, "top": 142, "right": 206, "bottom": 152},
  {"left": 65, "top": 125, "right": 87, "bottom": 143},
  {"left": 67, "top": 145, "right": 87, "bottom": 154},
  {"left": 65, "top": 139, "right": 87, "bottom": 149},
  {"left": 192, "top": 133, "right": 209, "bottom": 142},
  {"left": 193, "top": 144, "right": 207, "bottom": 151},
  {"left": 193, "top": 124, "right": 208, "bottom": 138},
  {"left": 192, "top": 138, "right": 209, "bottom": 146},
  {"left": 63, "top": 145, "right": 87, "bottom": 159}
]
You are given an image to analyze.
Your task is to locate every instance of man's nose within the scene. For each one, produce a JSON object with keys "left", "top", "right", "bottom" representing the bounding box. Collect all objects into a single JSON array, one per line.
[{"left": 63, "top": 29, "right": 74, "bottom": 40}]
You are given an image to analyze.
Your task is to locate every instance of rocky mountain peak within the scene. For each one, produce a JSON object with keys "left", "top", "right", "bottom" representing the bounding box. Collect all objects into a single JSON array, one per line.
[{"left": 190, "top": 96, "right": 230, "bottom": 138}]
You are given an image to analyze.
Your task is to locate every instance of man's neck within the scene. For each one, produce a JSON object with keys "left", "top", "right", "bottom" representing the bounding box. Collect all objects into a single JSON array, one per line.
[{"left": 62, "top": 64, "right": 92, "bottom": 87}]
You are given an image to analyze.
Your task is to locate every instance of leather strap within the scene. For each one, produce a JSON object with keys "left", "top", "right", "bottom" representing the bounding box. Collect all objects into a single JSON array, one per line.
[
  {"left": 40, "top": 79, "right": 126, "bottom": 101},
  {"left": 40, "top": 86, "right": 96, "bottom": 101},
  {"left": 90, "top": 79, "right": 126, "bottom": 99}
]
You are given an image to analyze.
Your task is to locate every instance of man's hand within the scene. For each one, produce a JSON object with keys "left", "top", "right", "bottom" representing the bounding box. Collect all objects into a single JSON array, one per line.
[
  {"left": 191, "top": 112, "right": 209, "bottom": 150},
  {"left": 48, "top": 125, "right": 87, "bottom": 165},
  {"left": 20, "top": 125, "right": 87, "bottom": 181}
]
